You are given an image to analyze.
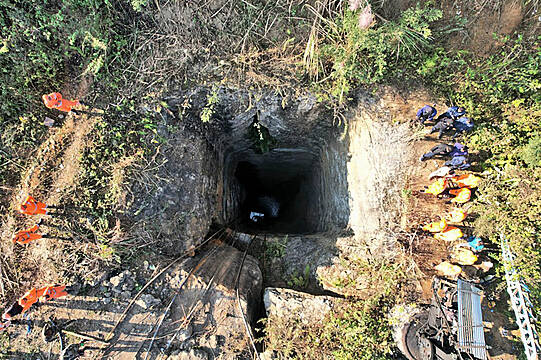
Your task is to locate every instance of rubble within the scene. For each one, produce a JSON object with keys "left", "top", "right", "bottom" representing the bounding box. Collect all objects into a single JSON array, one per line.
[
  {"left": 164, "top": 245, "right": 262, "bottom": 358},
  {"left": 177, "top": 324, "right": 193, "bottom": 343},
  {"left": 107, "top": 270, "right": 135, "bottom": 294}
]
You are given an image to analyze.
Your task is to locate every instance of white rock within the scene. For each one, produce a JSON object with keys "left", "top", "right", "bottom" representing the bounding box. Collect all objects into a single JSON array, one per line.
[
  {"left": 207, "top": 334, "right": 221, "bottom": 348},
  {"left": 260, "top": 350, "right": 278, "bottom": 360},
  {"left": 122, "top": 281, "right": 135, "bottom": 291},
  {"left": 178, "top": 324, "right": 192, "bottom": 342},
  {"left": 109, "top": 275, "right": 123, "bottom": 288},
  {"left": 263, "top": 287, "right": 334, "bottom": 325},
  {"left": 136, "top": 294, "right": 160, "bottom": 310}
]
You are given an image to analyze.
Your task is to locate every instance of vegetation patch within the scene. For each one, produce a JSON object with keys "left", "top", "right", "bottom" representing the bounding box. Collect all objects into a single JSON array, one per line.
[
  {"left": 422, "top": 37, "right": 541, "bottom": 312},
  {"left": 264, "top": 259, "right": 406, "bottom": 359},
  {"left": 305, "top": 3, "right": 442, "bottom": 103}
]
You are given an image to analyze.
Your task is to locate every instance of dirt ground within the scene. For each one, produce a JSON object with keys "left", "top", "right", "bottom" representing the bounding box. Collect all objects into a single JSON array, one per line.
[
  {"left": 0, "top": 265, "right": 161, "bottom": 359},
  {"left": 0, "top": 236, "right": 259, "bottom": 360},
  {"left": 443, "top": 0, "right": 525, "bottom": 54}
]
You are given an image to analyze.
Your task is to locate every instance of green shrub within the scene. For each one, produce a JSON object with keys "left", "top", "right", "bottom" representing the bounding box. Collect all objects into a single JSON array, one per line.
[
  {"left": 425, "top": 36, "right": 541, "bottom": 319},
  {"left": 308, "top": 3, "right": 442, "bottom": 103},
  {"left": 264, "top": 295, "right": 398, "bottom": 360},
  {"left": 521, "top": 135, "right": 541, "bottom": 167},
  {"left": 0, "top": 0, "right": 150, "bottom": 186}
]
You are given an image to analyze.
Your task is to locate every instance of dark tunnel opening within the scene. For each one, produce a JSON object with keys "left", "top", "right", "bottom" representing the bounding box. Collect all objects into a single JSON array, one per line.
[
  {"left": 219, "top": 107, "right": 350, "bottom": 236},
  {"left": 228, "top": 149, "right": 321, "bottom": 234}
]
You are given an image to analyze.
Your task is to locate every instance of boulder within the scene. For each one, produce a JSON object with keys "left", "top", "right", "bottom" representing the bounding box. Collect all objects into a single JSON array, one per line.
[{"left": 263, "top": 287, "right": 335, "bottom": 325}]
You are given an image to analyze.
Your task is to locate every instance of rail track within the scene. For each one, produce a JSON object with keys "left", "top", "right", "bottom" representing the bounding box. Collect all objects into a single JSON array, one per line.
[{"left": 107, "top": 227, "right": 264, "bottom": 360}]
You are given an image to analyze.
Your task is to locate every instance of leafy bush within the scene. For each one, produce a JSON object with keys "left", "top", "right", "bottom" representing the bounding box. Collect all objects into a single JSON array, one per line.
[
  {"left": 325, "top": 297, "right": 395, "bottom": 360},
  {"left": 419, "top": 36, "right": 541, "bottom": 122},
  {"left": 471, "top": 166, "right": 541, "bottom": 310},
  {"left": 521, "top": 135, "right": 541, "bottom": 167},
  {"left": 264, "top": 295, "right": 398, "bottom": 360},
  {"left": 0, "top": 0, "right": 146, "bottom": 183},
  {"left": 419, "top": 35, "right": 541, "bottom": 317},
  {"left": 309, "top": 3, "right": 442, "bottom": 102}
]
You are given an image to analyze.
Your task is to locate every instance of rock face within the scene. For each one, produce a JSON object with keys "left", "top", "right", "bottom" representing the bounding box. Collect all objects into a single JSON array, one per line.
[
  {"left": 128, "top": 117, "right": 220, "bottom": 256},
  {"left": 130, "top": 86, "right": 412, "bottom": 263},
  {"left": 252, "top": 233, "right": 337, "bottom": 293},
  {"left": 132, "top": 87, "right": 351, "bottom": 256},
  {"left": 345, "top": 112, "right": 411, "bottom": 251},
  {"left": 263, "top": 287, "right": 335, "bottom": 325}
]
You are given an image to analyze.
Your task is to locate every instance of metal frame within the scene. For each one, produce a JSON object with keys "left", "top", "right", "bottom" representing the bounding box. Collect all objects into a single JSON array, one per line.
[
  {"left": 457, "top": 279, "right": 487, "bottom": 359},
  {"left": 501, "top": 235, "right": 540, "bottom": 360}
]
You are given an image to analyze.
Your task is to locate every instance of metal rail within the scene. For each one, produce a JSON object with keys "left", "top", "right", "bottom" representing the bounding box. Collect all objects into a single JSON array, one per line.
[
  {"left": 500, "top": 234, "right": 540, "bottom": 360},
  {"left": 235, "top": 233, "right": 261, "bottom": 360},
  {"left": 143, "top": 241, "right": 223, "bottom": 360}
]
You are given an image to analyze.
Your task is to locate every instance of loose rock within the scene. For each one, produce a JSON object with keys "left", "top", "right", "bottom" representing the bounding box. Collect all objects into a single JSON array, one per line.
[
  {"left": 86, "top": 271, "right": 108, "bottom": 287},
  {"left": 178, "top": 324, "right": 193, "bottom": 342},
  {"left": 169, "top": 348, "right": 208, "bottom": 360},
  {"left": 136, "top": 294, "right": 160, "bottom": 309},
  {"left": 109, "top": 270, "right": 133, "bottom": 293}
]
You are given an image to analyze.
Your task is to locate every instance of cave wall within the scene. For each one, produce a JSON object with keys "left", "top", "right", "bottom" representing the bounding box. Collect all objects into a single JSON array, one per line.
[
  {"left": 189, "top": 89, "right": 352, "bottom": 234},
  {"left": 135, "top": 87, "right": 412, "bottom": 256},
  {"left": 346, "top": 104, "right": 411, "bottom": 253},
  {"left": 128, "top": 126, "right": 222, "bottom": 255}
]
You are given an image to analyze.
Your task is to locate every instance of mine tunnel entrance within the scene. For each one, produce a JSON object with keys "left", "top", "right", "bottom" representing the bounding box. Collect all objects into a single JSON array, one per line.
[
  {"left": 231, "top": 149, "right": 320, "bottom": 234},
  {"left": 219, "top": 104, "right": 350, "bottom": 236}
]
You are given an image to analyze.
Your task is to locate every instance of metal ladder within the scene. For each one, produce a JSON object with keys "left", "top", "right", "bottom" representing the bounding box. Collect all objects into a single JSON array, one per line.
[{"left": 501, "top": 234, "right": 540, "bottom": 360}]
